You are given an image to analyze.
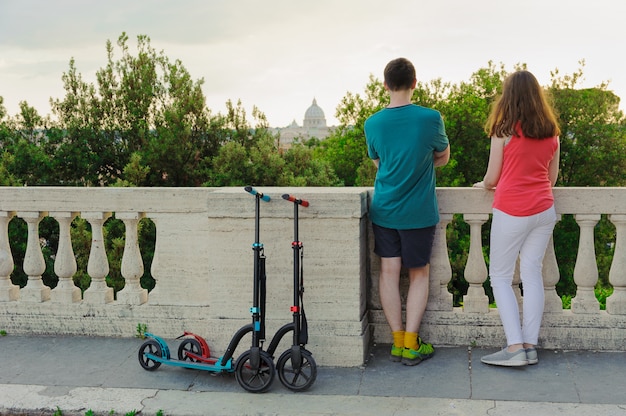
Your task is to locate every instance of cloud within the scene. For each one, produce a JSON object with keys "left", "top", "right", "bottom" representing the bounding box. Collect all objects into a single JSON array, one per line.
[
  {"left": 1, "top": 0, "right": 624, "bottom": 126},
  {"left": 0, "top": 0, "right": 223, "bottom": 48}
]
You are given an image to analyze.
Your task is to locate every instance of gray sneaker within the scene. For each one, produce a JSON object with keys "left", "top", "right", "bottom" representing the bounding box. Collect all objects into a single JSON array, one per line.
[
  {"left": 525, "top": 347, "right": 538, "bottom": 365},
  {"left": 481, "top": 348, "right": 528, "bottom": 367}
]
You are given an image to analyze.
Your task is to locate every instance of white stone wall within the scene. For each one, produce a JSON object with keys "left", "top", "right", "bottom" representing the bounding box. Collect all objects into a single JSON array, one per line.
[
  {"left": 1, "top": 186, "right": 626, "bottom": 367},
  {"left": 0, "top": 187, "right": 369, "bottom": 367}
]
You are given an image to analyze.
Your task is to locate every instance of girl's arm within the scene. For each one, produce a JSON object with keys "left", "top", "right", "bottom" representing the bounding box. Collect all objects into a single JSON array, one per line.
[
  {"left": 473, "top": 136, "right": 505, "bottom": 189},
  {"left": 548, "top": 137, "right": 560, "bottom": 186}
]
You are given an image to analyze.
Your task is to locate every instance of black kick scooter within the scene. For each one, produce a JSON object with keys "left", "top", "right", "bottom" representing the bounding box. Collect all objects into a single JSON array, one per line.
[
  {"left": 137, "top": 186, "right": 276, "bottom": 393},
  {"left": 265, "top": 193, "right": 317, "bottom": 391}
]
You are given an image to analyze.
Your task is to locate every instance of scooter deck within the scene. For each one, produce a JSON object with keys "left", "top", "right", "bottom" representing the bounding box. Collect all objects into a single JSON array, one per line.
[{"left": 144, "top": 353, "right": 233, "bottom": 372}]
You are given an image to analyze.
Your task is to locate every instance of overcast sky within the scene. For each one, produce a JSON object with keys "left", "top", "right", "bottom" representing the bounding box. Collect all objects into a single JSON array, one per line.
[{"left": 1, "top": 0, "right": 624, "bottom": 127}]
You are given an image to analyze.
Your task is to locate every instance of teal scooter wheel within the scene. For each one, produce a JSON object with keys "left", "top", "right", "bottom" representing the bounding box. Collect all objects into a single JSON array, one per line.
[{"left": 138, "top": 339, "right": 162, "bottom": 371}]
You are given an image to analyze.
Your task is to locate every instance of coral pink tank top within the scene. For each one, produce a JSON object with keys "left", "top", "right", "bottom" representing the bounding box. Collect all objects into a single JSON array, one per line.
[{"left": 493, "top": 132, "right": 558, "bottom": 216}]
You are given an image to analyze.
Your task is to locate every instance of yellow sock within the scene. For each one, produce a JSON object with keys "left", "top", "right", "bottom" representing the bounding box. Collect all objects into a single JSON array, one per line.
[
  {"left": 404, "top": 332, "right": 418, "bottom": 351},
  {"left": 392, "top": 331, "right": 405, "bottom": 348}
]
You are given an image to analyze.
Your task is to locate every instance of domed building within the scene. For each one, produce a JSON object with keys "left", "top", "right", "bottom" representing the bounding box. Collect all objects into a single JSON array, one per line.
[
  {"left": 303, "top": 98, "right": 326, "bottom": 129},
  {"left": 272, "top": 98, "right": 334, "bottom": 150}
]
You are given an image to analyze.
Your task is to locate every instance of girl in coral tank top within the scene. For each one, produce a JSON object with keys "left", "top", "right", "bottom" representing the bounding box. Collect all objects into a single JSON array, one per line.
[{"left": 474, "top": 70, "right": 560, "bottom": 367}]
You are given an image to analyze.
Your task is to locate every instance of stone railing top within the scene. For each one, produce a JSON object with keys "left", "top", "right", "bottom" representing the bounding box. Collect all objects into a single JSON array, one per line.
[
  {"left": 436, "top": 187, "right": 626, "bottom": 215},
  {"left": 0, "top": 186, "right": 370, "bottom": 219},
  {"left": 2, "top": 186, "right": 625, "bottom": 218}
]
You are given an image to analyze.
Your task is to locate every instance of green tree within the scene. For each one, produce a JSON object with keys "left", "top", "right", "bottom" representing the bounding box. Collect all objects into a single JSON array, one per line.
[
  {"left": 51, "top": 33, "right": 221, "bottom": 186},
  {"left": 550, "top": 63, "right": 626, "bottom": 187},
  {"left": 143, "top": 48, "right": 217, "bottom": 186},
  {"left": 0, "top": 102, "right": 55, "bottom": 185},
  {"left": 114, "top": 152, "right": 150, "bottom": 187},
  {"left": 281, "top": 143, "right": 342, "bottom": 186},
  {"left": 0, "top": 153, "right": 21, "bottom": 186},
  {"left": 5, "top": 136, "right": 52, "bottom": 186},
  {"left": 205, "top": 100, "right": 287, "bottom": 186},
  {"left": 547, "top": 62, "right": 626, "bottom": 298},
  {"left": 51, "top": 57, "right": 119, "bottom": 185},
  {"left": 207, "top": 141, "right": 251, "bottom": 186},
  {"left": 208, "top": 135, "right": 286, "bottom": 186},
  {"left": 434, "top": 62, "right": 512, "bottom": 186}
]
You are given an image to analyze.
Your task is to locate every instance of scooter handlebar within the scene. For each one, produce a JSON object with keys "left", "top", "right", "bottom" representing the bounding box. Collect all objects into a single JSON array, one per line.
[
  {"left": 244, "top": 186, "right": 271, "bottom": 202},
  {"left": 282, "top": 193, "right": 309, "bottom": 207}
]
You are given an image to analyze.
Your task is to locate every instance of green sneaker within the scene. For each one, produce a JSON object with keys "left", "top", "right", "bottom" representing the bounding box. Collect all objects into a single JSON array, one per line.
[
  {"left": 389, "top": 344, "right": 403, "bottom": 362},
  {"left": 401, "top": 339, "right": 434, "bottom": 366}
]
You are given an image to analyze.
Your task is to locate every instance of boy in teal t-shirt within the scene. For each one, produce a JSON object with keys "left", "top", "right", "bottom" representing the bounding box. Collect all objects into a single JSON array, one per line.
[{"left": 364, "top": 57, "right": 449, "bottom": 366}]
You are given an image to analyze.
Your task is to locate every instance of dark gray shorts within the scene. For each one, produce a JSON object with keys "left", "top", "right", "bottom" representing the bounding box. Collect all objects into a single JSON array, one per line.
[{"left": 372, "top": 223, "right": 436, "bottom": 268}]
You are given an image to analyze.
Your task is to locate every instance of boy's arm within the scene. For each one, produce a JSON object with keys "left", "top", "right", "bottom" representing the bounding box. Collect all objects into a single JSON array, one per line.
[
  {"left": 433, "top": 145, "right": 450, "bottom": 167},
  {"left": 371, "top": 158, "right": 380, "bottom": 169}
]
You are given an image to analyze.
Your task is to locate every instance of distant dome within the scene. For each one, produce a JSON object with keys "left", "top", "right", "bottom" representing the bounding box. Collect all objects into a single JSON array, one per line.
[
  {"left": 270, "top": 98, "right": 333, "bottom": 148},
  {"left": 303, "top": 98, "right": 327, "bottom": 128},
  {"left": 305, "top": 98, "right": 325, "bottom": 119}
]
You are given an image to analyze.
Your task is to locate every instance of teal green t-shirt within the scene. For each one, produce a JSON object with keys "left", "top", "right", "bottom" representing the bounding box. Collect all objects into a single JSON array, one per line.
[{"left": 364, "top": 104, "right": 449, "bottom": 229}]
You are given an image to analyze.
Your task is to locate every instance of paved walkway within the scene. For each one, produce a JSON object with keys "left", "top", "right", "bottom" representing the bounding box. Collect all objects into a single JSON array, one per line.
[{"left": 1, "top": 335, "right": 626, "bottom": 415}]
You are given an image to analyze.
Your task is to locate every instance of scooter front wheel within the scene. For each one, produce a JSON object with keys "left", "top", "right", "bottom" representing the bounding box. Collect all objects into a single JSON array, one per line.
[
  {"left": 138, "top": 339, "right": 162, "bottom": 371},
  {"left": 235, "top": 349, "right": 276, "bottom": 393},
  {"left": 276, "top": 348, "right": 317, "bottom": 391}
]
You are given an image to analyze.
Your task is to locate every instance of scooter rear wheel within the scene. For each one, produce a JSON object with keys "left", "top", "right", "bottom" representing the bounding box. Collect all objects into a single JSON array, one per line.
[
  {"left": 235, "top": 349, "right": 276, "bottom": 393},
  {"left": 276, "top": 348, "right": 317, "bottom": 391},
  {"left": 178, "top": 338, "right": 202, "bottom": 362},
  {"left": 138, "top": 339, "right": 162, "bottom": 371}
]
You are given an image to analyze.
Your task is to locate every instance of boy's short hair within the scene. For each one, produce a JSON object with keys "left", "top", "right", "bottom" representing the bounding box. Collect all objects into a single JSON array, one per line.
[{"left": 384, "top": 58, "right": 416, "bottom": 91}]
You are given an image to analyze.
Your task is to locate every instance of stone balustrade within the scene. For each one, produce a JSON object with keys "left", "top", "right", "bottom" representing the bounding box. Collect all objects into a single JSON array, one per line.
[{"left": 1, "top": 186, "right": 625, "bottom": 367}]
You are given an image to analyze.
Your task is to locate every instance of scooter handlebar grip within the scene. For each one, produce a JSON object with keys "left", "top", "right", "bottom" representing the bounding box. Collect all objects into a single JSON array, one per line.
[
  {"left": 282, "top": 194, "right": 309, "bottom": 207},
  {"left": 244, "top": 186, "right": 271, "bottom": 202}
]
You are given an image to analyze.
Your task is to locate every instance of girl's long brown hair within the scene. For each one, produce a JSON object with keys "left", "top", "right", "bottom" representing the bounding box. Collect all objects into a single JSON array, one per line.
[{"left": 485, "top": 70, "right": 561, "bottom": 139}]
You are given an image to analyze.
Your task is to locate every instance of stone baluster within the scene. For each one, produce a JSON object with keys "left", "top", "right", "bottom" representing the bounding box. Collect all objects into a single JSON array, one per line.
[
  {"left": 116, "top": 212, "right": 148, "bottom": 305},
  {"left": 571, "top": 214, "right": 600, "bottom": 313},
  {"left": 607, "top": 215, "right": 626, "bottom": 315},
  {"left": 146, "top": 215, "right": 162, "bottom": 303},
  {"left": 0, "top": 211, "right": 19, "bottom": 302},
  {"left": 428, "top": 214, "right": 453, "bottom": 311},
  {"left": 543, "top": 234, "right": 563, "bottom": 313},
  {"left": 462, "top": 214, "right": 489, "bottom": 313},
  {"left": 83, "top": 212, "right": 113, "bottom": 304},
  {"left": 50, "top": 212, "right": 80, "bottom": 303},
  {"left": 19, "top": 211, "right": 50, "bottom": 302}
]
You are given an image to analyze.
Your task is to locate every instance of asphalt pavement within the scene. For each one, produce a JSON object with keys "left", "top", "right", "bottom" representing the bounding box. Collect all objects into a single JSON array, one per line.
[{"left": 1, "top": 335, "right": 626, "bottom": 415}]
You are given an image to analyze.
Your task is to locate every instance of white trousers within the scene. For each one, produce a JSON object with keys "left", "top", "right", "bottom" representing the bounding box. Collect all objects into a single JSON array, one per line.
[{"left": 489, "top": 206, "right": 557, "bottom": 346}]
